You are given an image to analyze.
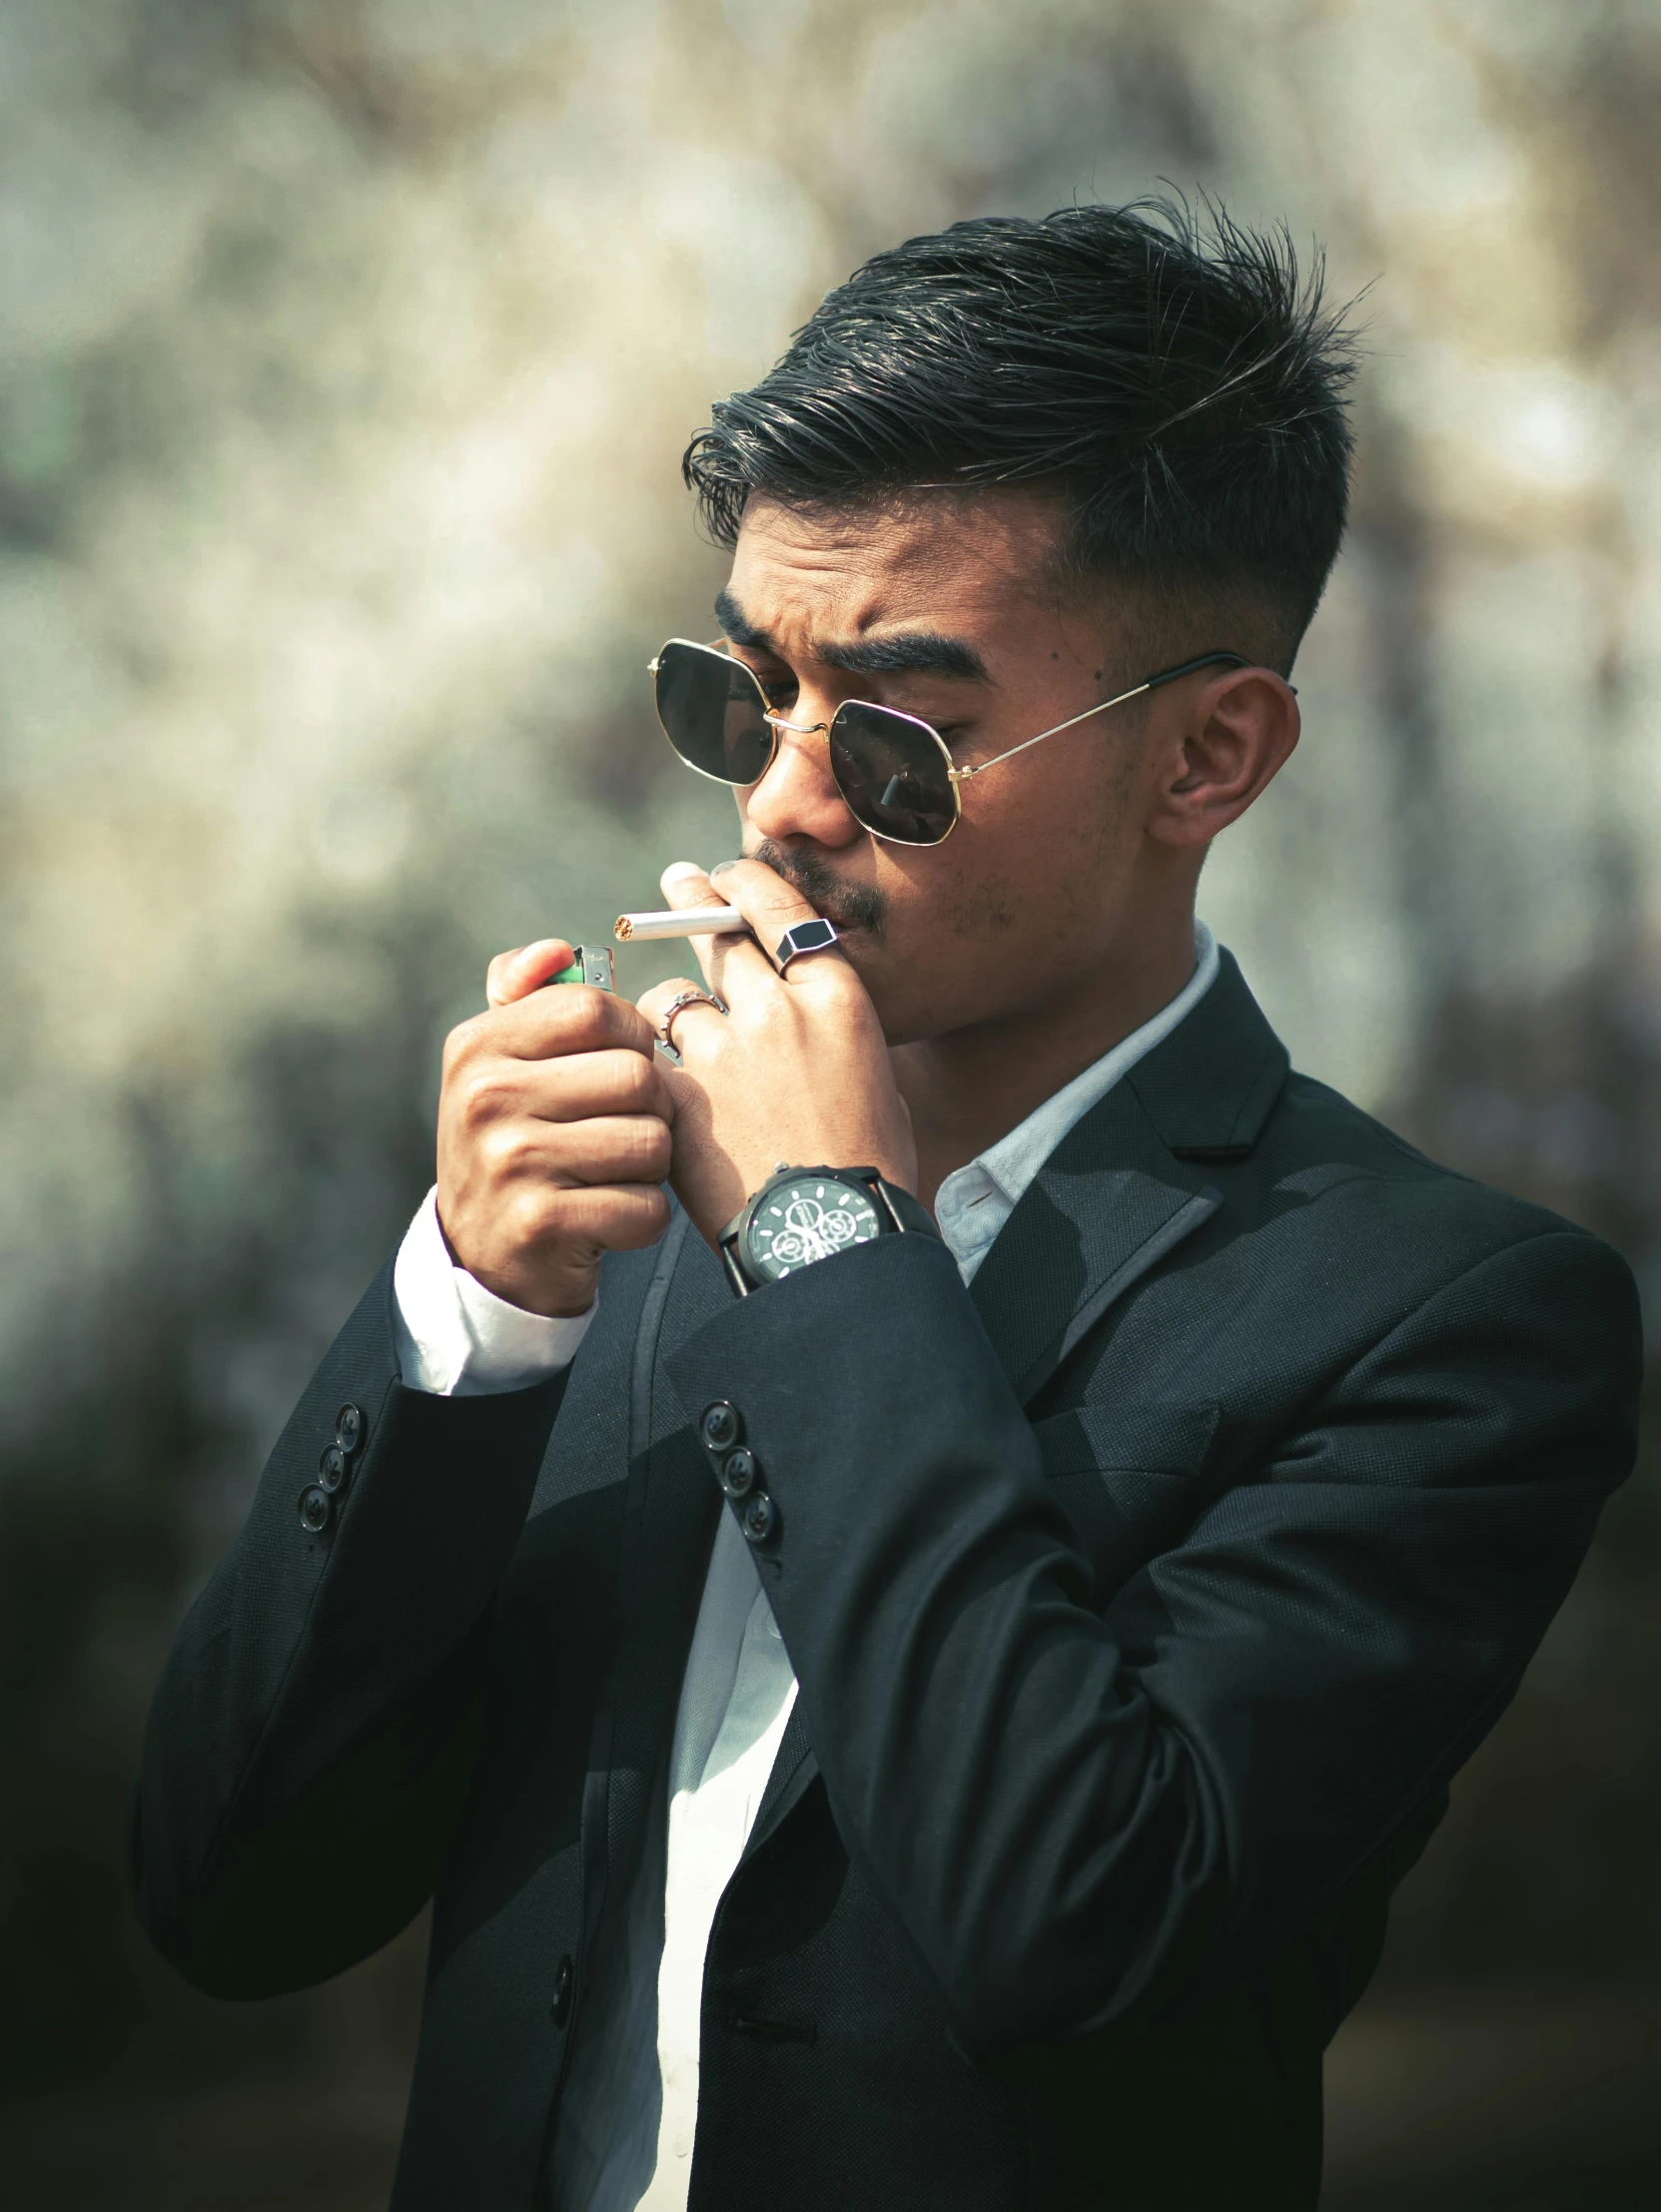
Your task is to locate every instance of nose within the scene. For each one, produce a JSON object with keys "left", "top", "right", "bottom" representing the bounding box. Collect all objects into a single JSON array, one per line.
[{"left": 742, "top": 714, "right": 863, "bottom": 849}]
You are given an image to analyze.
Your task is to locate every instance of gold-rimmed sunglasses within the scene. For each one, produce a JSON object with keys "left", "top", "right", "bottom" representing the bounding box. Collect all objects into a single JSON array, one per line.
[{"left": 648, "top": 637, "right": 1253, "bottom": 847}]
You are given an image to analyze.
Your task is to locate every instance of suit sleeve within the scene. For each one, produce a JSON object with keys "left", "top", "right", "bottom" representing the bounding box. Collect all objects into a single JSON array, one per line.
[
  {"left": 664, "top": 1222, "right": 1640, "bottom": 2057},
  {"left": 130, "top": 1261, "right": 568, "bottom": 1997}
]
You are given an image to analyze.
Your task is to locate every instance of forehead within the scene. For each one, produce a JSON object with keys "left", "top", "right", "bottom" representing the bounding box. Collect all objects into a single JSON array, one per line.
[{"left": 726, "top": 489, "right": 1069, "bottom": 648}]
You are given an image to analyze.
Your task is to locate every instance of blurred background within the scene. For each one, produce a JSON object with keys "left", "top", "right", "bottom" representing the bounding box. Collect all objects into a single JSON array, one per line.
[{"left": 1, "top": 0, "right": 1658, "bottom": 2203}]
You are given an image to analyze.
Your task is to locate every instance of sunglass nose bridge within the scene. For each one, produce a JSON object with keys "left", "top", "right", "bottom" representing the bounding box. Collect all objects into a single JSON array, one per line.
[{"left": 764, "top": 711, "right": 830, "bottom": 735}]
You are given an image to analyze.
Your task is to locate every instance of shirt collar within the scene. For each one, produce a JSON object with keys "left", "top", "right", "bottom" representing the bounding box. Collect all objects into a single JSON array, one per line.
[
  {"left": 933, "top": 922, "right": 1220, "bottom": 1280},
  {"left": 974, "top": 921, "right": 1220, "bottom": 1216}
]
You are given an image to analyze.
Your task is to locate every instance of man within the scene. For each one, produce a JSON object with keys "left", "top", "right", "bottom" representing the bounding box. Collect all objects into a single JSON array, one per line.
[{"left": 132, "top": 205, "right": 1640, "bottom": 2210}]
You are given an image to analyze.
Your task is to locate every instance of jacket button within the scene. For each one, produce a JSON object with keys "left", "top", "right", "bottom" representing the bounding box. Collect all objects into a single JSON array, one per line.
[
  {"left": 719, "top": 1447, "right": 758, "bottom": 1499},
  {"left": 742, "top": 1491, "right": 778, "bottom": 1545},
  {"left": 549, "top": 1953, "right": 574, "bottom": 2026},
  {"left": 298, "top": 1486, "right": 332, "bottom": 1535},
  {"left": 701, "top": 1402, "right": 741, "bottom": 1453},
  {"left": 317, "top": 1444, "right": 351, "bottom": 1495},
  {"left": 336, "top": 1403, "right": 367, "bottom": 1454}
]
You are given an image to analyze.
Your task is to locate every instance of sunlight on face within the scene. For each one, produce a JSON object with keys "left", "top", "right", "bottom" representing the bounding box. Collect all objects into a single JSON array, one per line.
[{"left": 721, "top": 491, "right": 1170, "bottom": 1044}]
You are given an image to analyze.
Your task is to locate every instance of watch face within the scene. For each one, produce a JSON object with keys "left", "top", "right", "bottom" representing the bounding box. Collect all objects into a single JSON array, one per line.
[{"left": 745, "top": 1176, "right": 883, "bottom": 1280}]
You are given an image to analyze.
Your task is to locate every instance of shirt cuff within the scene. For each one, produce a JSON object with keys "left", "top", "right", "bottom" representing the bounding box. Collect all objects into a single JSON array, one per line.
[{"left": 392, "top": 1185, "right": 597, "bottom": 1396}]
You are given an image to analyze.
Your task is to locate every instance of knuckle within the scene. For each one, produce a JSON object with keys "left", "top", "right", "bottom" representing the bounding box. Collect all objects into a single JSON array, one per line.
[
  {"left": 626, "top": 1117, "right": 673, "bottom": 1176},
  {"left": 584, "top": 985, "right": 630, "bottom": 1035},
  {"left": 567, "top": 985, "right": 611, "bottom": 1038},
  {"left": 508, "top": 1183, "right": 564, "bottom": 1249},
  {"left": 455, "top": 1065, "right": 511, "bottom": 1131},
  {"left": 616, "top": 1052, "right": 660, "bottom": 1108},
  {"left": 442, "top": 1016, "right": 483, "bottom": 1075},
  {"left": 476, "top": 1121, "right": 530, "bottom": 1180},
  {"left": 608, "top": 1184, "right": 671, "bottom": 1248},
  {"left": 636, "top": 1185, "right": 673, "bottom": 1235}
]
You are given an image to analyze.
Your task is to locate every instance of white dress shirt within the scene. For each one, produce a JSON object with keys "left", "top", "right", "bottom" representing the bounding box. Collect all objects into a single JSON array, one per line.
[{"left": 391, "top": 921, "right": 1220, "bottom": 2212}]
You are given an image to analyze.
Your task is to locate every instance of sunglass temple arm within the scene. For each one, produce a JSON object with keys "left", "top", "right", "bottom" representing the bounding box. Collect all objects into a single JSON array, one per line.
[{"left": 948, "top": 651, "right": 1257, "bottom": 782}]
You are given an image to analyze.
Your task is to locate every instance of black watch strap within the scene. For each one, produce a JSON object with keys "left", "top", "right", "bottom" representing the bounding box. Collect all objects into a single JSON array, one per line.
[{"left": 871, "top": 1177, "right": 938, "bottom": 1237}]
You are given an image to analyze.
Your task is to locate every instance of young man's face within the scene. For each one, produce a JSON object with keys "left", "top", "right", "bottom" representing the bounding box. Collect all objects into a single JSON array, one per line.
[{"left": 719, "top": 489, "right": 1243, "bottom": 1047}]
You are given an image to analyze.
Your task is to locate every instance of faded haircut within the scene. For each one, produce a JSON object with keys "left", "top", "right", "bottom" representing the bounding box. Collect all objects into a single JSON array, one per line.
[{"left": 682, "top": 200, "right": 1359, "bottom": 674}]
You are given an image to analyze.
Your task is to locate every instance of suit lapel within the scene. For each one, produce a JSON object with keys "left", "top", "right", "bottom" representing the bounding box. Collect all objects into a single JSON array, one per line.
[
  {"left": 970, "top": 951, "right": 1287, "bottom": 1403},
  {"left": 968, "top": 1084, "right": 1220, "bottom": 1404}
]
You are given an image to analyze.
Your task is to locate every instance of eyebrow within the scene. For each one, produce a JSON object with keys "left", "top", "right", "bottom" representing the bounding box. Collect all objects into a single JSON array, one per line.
[{"left": 713, "top": 589, "right": 991, "bottom": 683}]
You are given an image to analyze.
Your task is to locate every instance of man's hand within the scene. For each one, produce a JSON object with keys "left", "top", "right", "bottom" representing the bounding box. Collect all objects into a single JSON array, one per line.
[
  {"left": 636, "top": 861, "right": 916, "bottom": 1247},
  {"left": 436, "top": 938, "right": 676, "bottom": 1317}
]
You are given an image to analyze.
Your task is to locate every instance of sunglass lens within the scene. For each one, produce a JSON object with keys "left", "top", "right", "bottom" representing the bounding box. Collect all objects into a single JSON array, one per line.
[
  {"left": 653, "top": 642, "right": 774, "bottom": 784},
  {"left": 829, "top": 703, "right": 957, "bottom": 845}
]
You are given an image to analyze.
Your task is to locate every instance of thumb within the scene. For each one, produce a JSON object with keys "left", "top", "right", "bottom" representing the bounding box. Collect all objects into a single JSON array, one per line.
[{"left": 485, "top": 938, "right": 577, "bottom": 1009}]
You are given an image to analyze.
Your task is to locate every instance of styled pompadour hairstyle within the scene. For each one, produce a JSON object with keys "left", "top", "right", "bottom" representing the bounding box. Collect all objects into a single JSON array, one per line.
[{"left": 683, "top": 200, "right": 1358, "bottom": 670}]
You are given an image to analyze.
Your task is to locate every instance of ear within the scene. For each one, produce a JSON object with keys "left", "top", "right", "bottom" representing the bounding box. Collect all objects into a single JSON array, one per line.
[{"left": 1144, "top": 667, "right": 1300, "bottom": 849}]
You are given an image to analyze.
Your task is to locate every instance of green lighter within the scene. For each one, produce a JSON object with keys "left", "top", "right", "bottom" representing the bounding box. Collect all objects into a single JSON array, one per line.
[{"left": 548, "top": 946, "right": 616, "bottom": 992}]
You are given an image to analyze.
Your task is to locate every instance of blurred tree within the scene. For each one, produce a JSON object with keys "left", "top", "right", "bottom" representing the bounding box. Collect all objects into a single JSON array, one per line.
[{"left": 1, "top": 1, "right": 1658, "bottom": 2202}]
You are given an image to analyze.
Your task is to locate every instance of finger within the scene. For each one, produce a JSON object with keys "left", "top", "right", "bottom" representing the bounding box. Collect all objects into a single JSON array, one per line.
[
  {"left": 707, "top": 855, "right": 849, "bottom": 985},
  {"left": 636, "top": 976, "right": 732, "bottom": 1063},
  {"left": 478, "top": 1111, "right": 674, "bottom": 1190},
  {"left": 486, "top": 939, "right": 577, "bottom": 1009},
  {"left": 659, "top": 860, "right": 776, "bottom": 997},
  {"left": 451, "top": 1049, "right": 675, "bottom": 1136},
  {"left": 532, "top": 1048, "right": 677, "bottom": 1126},
  {"left": 557, "top": 1181, "right": 674, "bottom": 1252},
  {"left": 463, "top": 981, "right": 660, "bottom": 1068},
  {"left": 509, "top": 1178, "right": 673, "bottom": 1258}
]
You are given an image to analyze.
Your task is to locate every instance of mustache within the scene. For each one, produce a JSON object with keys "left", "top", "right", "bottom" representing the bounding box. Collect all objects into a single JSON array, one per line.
[{"left": 749, "top": 838, "right": 887, "bottom": 939}]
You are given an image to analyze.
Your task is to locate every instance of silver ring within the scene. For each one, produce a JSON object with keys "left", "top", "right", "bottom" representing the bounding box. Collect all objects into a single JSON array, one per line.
[
  {"left": 772, "top": 917, "right": 841, "bottom": 974},
  {"left": 654, "top": 987, "right": 728, "bottom": 1054}
]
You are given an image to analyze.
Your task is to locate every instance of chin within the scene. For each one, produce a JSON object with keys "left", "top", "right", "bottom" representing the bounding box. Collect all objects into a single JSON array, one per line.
[{"left": 857, "top": 962, "right": 950, "bottom": 1051}]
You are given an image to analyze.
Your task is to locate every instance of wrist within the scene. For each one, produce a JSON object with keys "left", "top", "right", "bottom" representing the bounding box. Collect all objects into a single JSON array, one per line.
[
  {"left": 718, "top": 1164, "right": 939, "bottom": 1296},
  {"left": 394, "top": 1186, "right": 598, "bottom": 1397},
  {"left": 435, "top": 1194, "right": 601, "bottom": 1320},
  {"left": 465, "top": 1259, "right": 600, "bottom": 1321}
]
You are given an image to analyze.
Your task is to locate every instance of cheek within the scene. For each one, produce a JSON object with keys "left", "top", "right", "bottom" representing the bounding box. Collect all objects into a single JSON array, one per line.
[
  {"left": 1030, "top": 743, "right": 1144, "bottom": 870},
  {"left": 908, "top": 844, "right": 1026, "bottom": 941},
  {"left": 965, "top": 758, "right": 1125, "bottom": 872},
  {"left": 928, "top": 762, "right": 1139, "bottom": 938}
]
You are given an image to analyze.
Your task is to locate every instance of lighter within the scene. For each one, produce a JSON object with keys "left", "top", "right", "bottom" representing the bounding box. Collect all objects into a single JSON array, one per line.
[{"left": 548, "top": 946, "right": 616, "bottom": 992}]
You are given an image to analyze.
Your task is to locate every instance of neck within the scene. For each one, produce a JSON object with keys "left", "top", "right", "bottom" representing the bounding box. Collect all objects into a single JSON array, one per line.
[{"left": 893, "top": 909, "right": 1200, "bottom": 1212}]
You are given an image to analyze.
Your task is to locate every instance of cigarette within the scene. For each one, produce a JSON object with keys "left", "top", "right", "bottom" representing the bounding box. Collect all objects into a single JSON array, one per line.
[{"left": 614, "top": 905, "right": 748, "bottom": 943}]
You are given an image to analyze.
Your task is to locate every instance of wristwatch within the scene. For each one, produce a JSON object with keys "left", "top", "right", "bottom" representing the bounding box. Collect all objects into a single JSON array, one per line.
[{"left": 718, "top": 1164, "right": 939, "bottom": 1296}]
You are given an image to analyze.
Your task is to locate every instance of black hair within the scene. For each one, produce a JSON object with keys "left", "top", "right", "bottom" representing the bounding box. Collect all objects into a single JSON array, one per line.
[{"left": 682, "top": 199, "right": 1358, "bottom": 670}]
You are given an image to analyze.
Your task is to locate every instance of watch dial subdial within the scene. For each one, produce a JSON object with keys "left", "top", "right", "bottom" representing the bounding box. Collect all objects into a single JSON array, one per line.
[{"left": 748, "top": 1179, "right": 882, "bottom": 1279}]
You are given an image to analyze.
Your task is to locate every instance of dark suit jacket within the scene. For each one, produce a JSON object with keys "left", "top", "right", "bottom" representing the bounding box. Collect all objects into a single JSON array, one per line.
[{"left": 131, "top": 954, "right": 1641, "bottom": 2210}]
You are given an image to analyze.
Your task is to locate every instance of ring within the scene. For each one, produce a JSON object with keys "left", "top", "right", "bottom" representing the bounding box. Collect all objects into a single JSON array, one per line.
[
  {"left": 772, "top": 917, "right": 841, "bottom": 974},
  {"left": 654, "top": 987, "right": 729, "bottom": 1054}
]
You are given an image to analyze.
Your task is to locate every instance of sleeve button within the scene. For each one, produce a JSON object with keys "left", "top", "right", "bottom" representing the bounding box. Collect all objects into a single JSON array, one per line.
[
  {"left": 741, "top": 1492, "right": 778, "bottom": 1545},
  {"left": 549, "top": 1952, "right": 574, "bottom": 2026},
  {"left": 718, "top": 1447, "right": 758, "bottom": 1499},
  {"left": 700, "top": 1402, "right": 742, "bottom": 1453},
  {"left": 317, "top": 1444, "right": 351, "bottom": 1495},
  {"left": 299, "top": 1486, "right": 333, "bottom": 1535},
  {"left": 336, "top": 1403, "right": 367, "bottom": 1454}
]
